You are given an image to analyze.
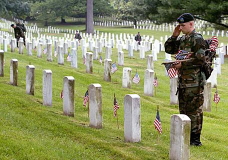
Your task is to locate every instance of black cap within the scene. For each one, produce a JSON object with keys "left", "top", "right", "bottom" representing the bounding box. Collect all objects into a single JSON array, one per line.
[
  {"left": 11, "top": 24, "right": 15, "bottom": 27},
  {"left": 177, "top": 13, "right": 194, "bottom": 23}
]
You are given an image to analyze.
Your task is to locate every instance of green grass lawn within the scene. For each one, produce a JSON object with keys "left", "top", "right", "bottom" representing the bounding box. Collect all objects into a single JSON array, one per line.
[{"left": 0, "top": 23, "right": 228, "bottom": 160}]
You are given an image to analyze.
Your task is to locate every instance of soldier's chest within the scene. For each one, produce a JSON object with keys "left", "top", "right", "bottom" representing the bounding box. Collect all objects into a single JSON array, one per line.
[{"left": 179, "top": 37, "right": 193, "bottom": 52}]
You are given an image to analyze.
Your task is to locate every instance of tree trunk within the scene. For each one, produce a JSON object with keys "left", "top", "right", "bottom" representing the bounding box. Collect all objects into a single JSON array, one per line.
[
  {"left": 45, "top": 20, "right": 48, "bottom": 26},
  {"left": 134, "top": 19, "right": 137, "bottom": 27},
  {"left": 61, "top": 18, "right": 66, "bottom": 23},
  {"left": 86, "top": 0, "right": 94, "bottom": 34}
]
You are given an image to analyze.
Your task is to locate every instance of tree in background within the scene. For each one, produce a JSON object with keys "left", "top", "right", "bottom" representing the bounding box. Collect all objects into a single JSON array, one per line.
[
  {"left": 144, "top": 0, "right": 228, "bottom": 28},
  {"left": 0, "top": 0, "right": 30, "bottom": 20}
]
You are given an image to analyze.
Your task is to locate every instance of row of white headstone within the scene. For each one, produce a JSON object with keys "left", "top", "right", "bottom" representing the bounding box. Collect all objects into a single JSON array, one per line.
[
  {"left": 0, "top": 49, "right": 192, "bottom": 160},
  {"left": 3, "top": 17, "right": 227, "bottom": 38}
]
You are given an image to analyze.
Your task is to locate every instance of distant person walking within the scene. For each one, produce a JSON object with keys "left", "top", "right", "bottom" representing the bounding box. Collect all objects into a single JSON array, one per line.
[
  {"left": 135, "top": 32, "right": 141, "bottom": 45},
  {"left": 74, "top": 30, "right": 82, "bottom": 42},
  {"left": 11, "top": 24, "right": 26, "bottom": 47}
]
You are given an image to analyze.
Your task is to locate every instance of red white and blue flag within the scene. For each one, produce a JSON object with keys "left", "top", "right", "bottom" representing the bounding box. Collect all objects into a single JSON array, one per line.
[
  {"left": 133, "top": 72, "right": 140, "bottom": 84},
  {"left": 153, "top": 74, "right": 158, "bottom": 87},
  {"left": 154, "top": 110, "right": 162, "bottom": 134},
  {"left": 111, "top": 63, "right": 118, "bottom": 73},
  {"left": 175, "top": 50, "right": 188, "bottom": 60},
  {"left": 113, "top": 94, "right": 120, "bottom": 117},
  {"left": 164, "top": 63, "right": 178, "bottom": 79},
  {"left": 209, "top": 36, "right": 219, "bottom": 52},
  {"left": 213, "top": 91, "right": 220, "bottom": 104},
  {"left": 83, "top": 90, "right": 89, "bottom": 106}
]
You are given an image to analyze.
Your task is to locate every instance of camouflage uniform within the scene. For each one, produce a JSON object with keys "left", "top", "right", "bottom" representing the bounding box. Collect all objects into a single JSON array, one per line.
[{"left": 165, "top": 30, "right": 207, "bottom": 145}]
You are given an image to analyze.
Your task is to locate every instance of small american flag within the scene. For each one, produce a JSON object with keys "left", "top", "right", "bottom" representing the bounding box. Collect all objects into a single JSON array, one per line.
[
  {"left": 111, "top": 63, "right": 118, "bottom": 73},
  {"left": 175, "top": 50, "right": 188, "bottom": 60},
  {"left": 99, "top": 56, "right": 102, "bottom": 64},
  {"left": 209, "top": 36, "right": 219, "bottom": 52},
  {"left": 154, "top": 110, "right": 162, "bottom": 134},
  {"left": 213, "top": 91, "right": 220, "bottom": 104},
  {"left": 60, "top": 90, "right": 63, "bottom": 99},
  {"left": 153, "top": 75, "right": 158, "bottom": 87},
  {"left": 113, "top": 94, "right": 120, "bottom": 117},
  {"left": 133, "top": 72, "right": 140, "bottom": 84},
  {"left": 83, "top": 90, "right": 89, "bottom": 106},
  {"left": 67, "top": 54, "right": 71, "bottom": 61},
  {"left": 164, "top": 63, "right": 178, "bottom": 79}
]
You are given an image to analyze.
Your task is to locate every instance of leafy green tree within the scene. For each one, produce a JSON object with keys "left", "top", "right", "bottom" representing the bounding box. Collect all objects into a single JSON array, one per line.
[
  {"left": 94, "top": 0, "right": 114, "bottom": 17},
  {"left": 144, "top": 0, "right": 228, "bottom": 28},
  {"left": 0, "top": 0, "right": 30, "bottom": 19},
  {"left": 113, "top": 0, "right": 148, "bottom": 27}
]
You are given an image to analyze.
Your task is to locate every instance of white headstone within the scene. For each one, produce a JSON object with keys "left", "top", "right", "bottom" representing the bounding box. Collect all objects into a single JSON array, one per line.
[
  {"left": 105, "top": 46, "right": 112, "bottom": 59},
  {"left": 170, "top": 77, "right": 178, "bottom": 105},
  {"left": 147, "top": 55, "right": 154, "bottom": 70},
  {"left": 124, "top": 94, "right": 141, "bottom": 142},
  {"left": 10, "top": 59, "right": 18, "bottom": 86},
  {"left": 89, "top": 84, "right": 102, "bottom": 129},
  {"left": 71, "top": 48, "right": 77, "bottom": 68},
  {"left": 144, "top": 69, "right": 154, "bottom": 96},
  {"left": 122, "top": 67, "right": 132, "bottom": 88},
  {"left": 118, "top": 51, "right": 124, "bottom": 66},
  {"left": 43, "top": 70, "right": 52, "bottom": 106},
  {"left": 139, "top": 45, "right": 145, "bottom": 59},
  {"left": 103, "top": 59, "right": 112, "bottom": 82},
  {"left": 47, "top": 43, "right": 53, "bottom": 61},
  {"left": 170, "top": 114, "right": 190, "bottom": 160},
  {"left": 58, "top": 46, "right": 64, "bottom": 65},
  {"left": 10, "top": 39, "right": 16, "bottom": 52},
  {"left": 63, "top": 76, "right": 75, "bottom": 117},
  {"left": 203, "top": 81, "right": 211, "bottom": 112},
  {"left": 37, "top": 43, "right": 42, "bottom": 58},
  {"left": 26, "top": 65, "right": 35, "bottom": 95},
  {"left": 86, "top": 52, "right": 93, "bottom": 73}
]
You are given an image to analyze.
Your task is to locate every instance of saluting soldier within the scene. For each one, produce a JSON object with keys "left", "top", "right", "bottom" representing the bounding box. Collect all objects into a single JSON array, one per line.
[{"left": 164, "top": 13, "right": 207, "bottom": 146}]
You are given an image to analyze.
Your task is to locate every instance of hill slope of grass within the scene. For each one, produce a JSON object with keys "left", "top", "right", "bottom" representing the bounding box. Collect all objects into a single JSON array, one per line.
[{"left": 0, "top": 27, "right": 228, "bottom": 160}]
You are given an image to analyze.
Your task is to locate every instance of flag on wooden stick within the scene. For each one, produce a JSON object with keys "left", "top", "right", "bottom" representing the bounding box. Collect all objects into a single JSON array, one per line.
[
  {"left": 154, "top": 109, "right": 162, "bottom": 134},
  {"left": 111, "top": 63, "right": 118, "bottom": 73},
  {"left": 132, "top": 72, "right": 140, "bottom": 84},
  {"left": 213, "top": 91, "right": 220, "bottom": 104},
  {"left": 153, "top": 74, "right": 158, "bottom": 87},
  {"left": 113, "top": 94, "right": 120, "bottom": 117}
]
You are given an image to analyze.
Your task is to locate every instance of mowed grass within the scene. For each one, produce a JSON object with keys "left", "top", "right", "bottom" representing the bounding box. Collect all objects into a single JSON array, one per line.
[{"left": 0, "top": 25, "right": 228, "bottom": 160}]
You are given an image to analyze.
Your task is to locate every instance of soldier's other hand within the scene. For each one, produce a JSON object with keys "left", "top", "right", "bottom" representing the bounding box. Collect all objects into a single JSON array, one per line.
[{"left": 172, "top": 25, "right": 181, "bottom": 37}]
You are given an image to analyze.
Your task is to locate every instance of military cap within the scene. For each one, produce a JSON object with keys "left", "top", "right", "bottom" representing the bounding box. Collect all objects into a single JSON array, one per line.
[{"left": 177, "top": 13, "right": 194, "bottom": 23}]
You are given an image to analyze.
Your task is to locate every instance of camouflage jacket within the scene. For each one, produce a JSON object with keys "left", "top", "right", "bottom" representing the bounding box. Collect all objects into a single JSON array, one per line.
[{"left": 164, "top": 30, "right": 207, "bottom": 88}]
